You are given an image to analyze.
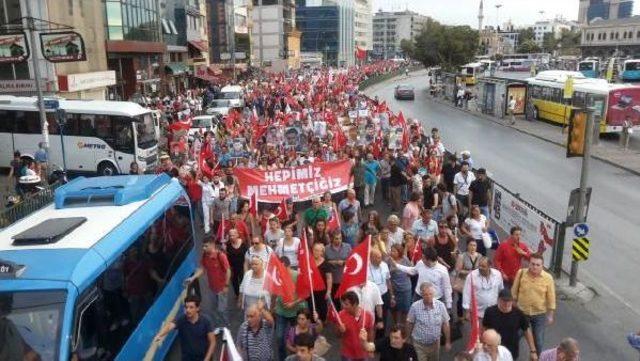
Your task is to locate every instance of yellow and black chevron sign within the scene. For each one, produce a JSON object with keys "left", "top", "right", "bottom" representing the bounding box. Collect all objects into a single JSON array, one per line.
[{"left": 572, "top": 237, "right": 590, "bottom": 261}]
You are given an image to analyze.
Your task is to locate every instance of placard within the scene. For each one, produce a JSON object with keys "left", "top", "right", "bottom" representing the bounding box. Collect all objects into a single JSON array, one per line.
[
  {"left": 40, "top": 31, "right": 86, "bottom": 63},
  {"left": 0, "top": 32, "right": 29, "bottom": 63}
]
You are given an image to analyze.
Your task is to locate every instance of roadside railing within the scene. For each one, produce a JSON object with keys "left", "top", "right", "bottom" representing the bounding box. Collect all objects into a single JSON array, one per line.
[
  {"left": 0, "top": 182, "right": 61, "bottom": 228},
  {"left": 358, "top": 64, "right": 424, "bottom": 91}
]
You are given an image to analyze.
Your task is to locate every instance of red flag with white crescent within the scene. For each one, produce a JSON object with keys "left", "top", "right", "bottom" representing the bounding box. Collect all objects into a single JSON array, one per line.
[
  {"left": 296, "top": 232, "right": 326, "bottom": 299},
  {"left": 274, "top": 198, "right": 289, "bottom": 222},
  {"left": 335, "top": 235, "right": 370, "bottom": 297},
  {"left": 264, "top": 253, "right": 296, "bottom": 303},
  {"left": 327, "top": 207, "right": 341, "bottom": 233},
  {"left": 249, "top": 193, "right": 258, "bottom": 218}
]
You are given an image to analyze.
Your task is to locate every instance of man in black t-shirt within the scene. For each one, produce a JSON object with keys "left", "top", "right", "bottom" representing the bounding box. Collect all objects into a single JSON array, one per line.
[
  {"left": 482, "top": 289, "right": 537, "bottom": 360},
  {"left": 468, "top": 168, "right": 492, "bottom": 218},
  {"left": 154, "top": 295, "right": 216, "bottom": 361},
  {"left": 360, "top": 325, "right": 418, "bottom": 361}
]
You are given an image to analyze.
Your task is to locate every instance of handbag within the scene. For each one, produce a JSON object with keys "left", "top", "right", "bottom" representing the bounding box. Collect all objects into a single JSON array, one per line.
[{"left": 481, "top": 232, "right": 492, "bottom": 250}]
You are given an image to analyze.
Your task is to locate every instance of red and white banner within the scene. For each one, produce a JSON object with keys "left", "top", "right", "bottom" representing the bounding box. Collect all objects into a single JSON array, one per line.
[{"left": 234, "top": 160, "right": 353, "bottom": 203}]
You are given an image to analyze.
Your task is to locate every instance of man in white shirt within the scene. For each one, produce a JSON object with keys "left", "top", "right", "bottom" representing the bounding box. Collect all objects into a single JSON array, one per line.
[
  {"left": 411, "top": 209, "right": 439, "bottom": 243},
  {"left": 473, "top": 329, "right": 514, "bottom": 361},
  {"left": 368, "top": 249, "right": 393, "bottom": 338},
  {"left": 462, "top": 257, "right": 503, "bottom": 319},
  {"left": 393, "top": 246, "right": 452, "bottom": 309},
  {"left": 454, "top": 162, "right": 475, "bottom": 218},
  {"left": 508, "top": 95, "right": 517, "bottom": 125}
]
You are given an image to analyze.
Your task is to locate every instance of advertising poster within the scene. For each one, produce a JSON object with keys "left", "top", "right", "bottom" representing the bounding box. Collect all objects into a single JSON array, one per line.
[
  {"left": 507, "top": 85, "right": 526, "bottom": 115},
  {"left": 40, "top": 31, "right": 86, "bottom": 63},
  {"left": 491, "top": 183, "right": 557, "bottom": 268},
  {"left": 608, "top": 87, "right": 640, "bottom": 127},
  {"left": 235, "top": 160, "right": 353, "bottom": 203},
  {"left": 0, "top": 32, "right": 29, "bottom": 63}
]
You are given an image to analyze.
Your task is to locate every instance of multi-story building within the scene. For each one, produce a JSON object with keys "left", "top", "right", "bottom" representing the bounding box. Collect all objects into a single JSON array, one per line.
[
  {"left": 353, "top": 0, "right": 372, "bottom": 51},
  {"left": 580, "top": 15, "right": 640, "bottom": 58},
  {"left": 532, "top": 18, "right": 575, "bottom": 46},
  {"left": 296, "top": 0, "right": 355, "bottom": 66},
  {"left": 104, "top": 0, "right": 165, "bottom": 99},
  {"left": 207, "top": 0, "right": 251, "bottom": 67},
  {"left": 372, "top": 10, "right": 428, "bottom": 59},
  {"left": 579, "top": 0, "right": 633, "bottom": 24},
  {"left": 0, "top": 0, "right": 115, "bottom": 100},
  {"left": 251, "top": 0, "right": 299, "bottom": 71}
]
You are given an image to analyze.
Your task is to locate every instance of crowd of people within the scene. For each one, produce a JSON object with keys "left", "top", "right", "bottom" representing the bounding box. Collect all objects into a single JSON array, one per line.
[{"left": 143, "top": 61, "right": 581, "bottom": 361}]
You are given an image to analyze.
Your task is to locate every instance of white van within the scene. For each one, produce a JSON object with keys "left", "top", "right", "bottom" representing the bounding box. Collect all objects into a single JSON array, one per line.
[{"left": 218, "top": 85, "right": 245, "bottom": 108}]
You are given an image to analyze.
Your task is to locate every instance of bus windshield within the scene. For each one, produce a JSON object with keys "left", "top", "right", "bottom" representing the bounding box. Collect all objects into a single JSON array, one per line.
[
  {"left": 136, "top": 113, "right": 158, "bottom": 149},
  {"left": 625, "top": 62, "right": 640, "bottom": 71},
  {"left": 579, "top": 62, "right": 594, "bottom": 71},
  {"left": 0, "top": 290, "right": 66, "bottom": 361}
]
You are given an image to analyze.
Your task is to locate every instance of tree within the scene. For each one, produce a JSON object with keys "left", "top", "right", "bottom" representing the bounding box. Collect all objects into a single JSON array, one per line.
[
  {"left": 411, "top": 18, "right": 478, "bottom": 70},
  {"left": 542, "top": 33, "right": 558, "bottom": 53},
  {"left": 518, "top": 27, "right": 535, "bottom": 44},
  {"left": 400, "top": 38, "right": 414, "bottom": 59},
  {"left": 517, "top": 39, "right": 541, "bottom": 53}
]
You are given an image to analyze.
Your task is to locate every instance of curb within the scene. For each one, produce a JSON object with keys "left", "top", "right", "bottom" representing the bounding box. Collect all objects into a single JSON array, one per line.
[
  {"left": 555, "top": 271, "right": 598, "bottom": 304},
  {"left": 424, "top": 93, "right": 640, "bottom": 177}
]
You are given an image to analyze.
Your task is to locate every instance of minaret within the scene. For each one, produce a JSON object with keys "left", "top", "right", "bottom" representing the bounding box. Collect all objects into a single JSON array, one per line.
[
  {"left": 478, "top": 0, "right": 484, "bottom": 31},
  {"left": 478, "top": 0, "right": 484, "bottom": 45}
]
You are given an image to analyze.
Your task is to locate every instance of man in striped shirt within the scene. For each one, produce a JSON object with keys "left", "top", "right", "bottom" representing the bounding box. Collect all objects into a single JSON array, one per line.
[{"left": 236, "top": 301, "right": 275, "bottom": 361}]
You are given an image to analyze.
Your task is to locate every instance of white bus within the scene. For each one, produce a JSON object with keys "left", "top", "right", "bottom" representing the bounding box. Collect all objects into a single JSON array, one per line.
[{"left": 0, "top": 96, "right": 158, "bottom": 176}]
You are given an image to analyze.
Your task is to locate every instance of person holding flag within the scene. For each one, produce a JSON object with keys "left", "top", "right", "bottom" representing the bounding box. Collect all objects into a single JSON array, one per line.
[
  {"left": 297, "top": 232, "right": 329, "bottom": 321},
  {"left": 337, "top": 291, "right": 375, "bottom": 361}
]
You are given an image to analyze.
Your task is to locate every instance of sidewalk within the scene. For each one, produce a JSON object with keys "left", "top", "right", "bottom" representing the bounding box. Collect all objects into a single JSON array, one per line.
[{"left": 430, "top": 96, "right": 640, "bottom": 175}]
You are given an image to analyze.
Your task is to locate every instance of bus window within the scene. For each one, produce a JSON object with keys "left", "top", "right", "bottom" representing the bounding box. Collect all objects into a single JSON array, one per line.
[
  {"left": 46, "top": 113, "right": 60, "bottom": 135},
  {"left": 0, "top": 110, "right": 14, "bottom": 132},
  {"left": 573, "top": 92, "right": 587, "bottom": 108},
  {"left": 94, "top": 115, "right": 114, "bottom": 140},
  {"left": 114, "top": 122, "right": 134, "bottom": 153},
  {"left": 73, "top": 201, "right": 194, "bottom": 359},
  {"left": 14, "top": 111, "right": 41, "bottom": 134}
]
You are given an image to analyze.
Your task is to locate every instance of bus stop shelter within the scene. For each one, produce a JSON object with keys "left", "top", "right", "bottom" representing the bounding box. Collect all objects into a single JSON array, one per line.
[{"left": 476, "top": 76, "right": 528, "bottom": 118}]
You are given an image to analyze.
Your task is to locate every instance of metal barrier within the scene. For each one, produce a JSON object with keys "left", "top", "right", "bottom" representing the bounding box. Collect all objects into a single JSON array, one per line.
[
  {"left": 0, "top": 182, "right": 61, "bottom": 228},
  {"left": 358, "top": 65, "right": 423, "bottom": 91}
]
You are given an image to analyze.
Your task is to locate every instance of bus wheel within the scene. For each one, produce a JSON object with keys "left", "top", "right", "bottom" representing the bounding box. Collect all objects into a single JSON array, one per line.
[
  {"left": 98, "top": 162, "right": 118, "bottom": 176},
  {"left": 532, "top": 106, "right": 539, "bottom": 120}
]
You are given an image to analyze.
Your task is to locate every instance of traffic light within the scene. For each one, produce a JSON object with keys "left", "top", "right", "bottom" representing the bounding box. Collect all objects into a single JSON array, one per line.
[{"left": 567, "top": 110, "right": 587, "bottom": 157}]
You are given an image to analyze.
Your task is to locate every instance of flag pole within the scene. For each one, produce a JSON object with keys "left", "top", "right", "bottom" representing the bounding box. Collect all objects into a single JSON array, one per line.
[
  {"left": 362, "top": 234, "right": 372, "bottom": 330},
  {"left": 304, "top": 232, "right": 317, "bottom": 316}
]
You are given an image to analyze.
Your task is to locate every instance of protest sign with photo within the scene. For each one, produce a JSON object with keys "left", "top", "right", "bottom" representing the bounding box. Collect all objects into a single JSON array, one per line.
[
  {"left": 40, "top": 32, "right": 86, "bottom": 63},
  {"left": 0, "top": 33, "right": 29, "bottom": 63}
]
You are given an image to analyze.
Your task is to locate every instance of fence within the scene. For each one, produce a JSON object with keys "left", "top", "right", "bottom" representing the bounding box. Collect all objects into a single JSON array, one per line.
[
  {"left": 358, "top": 64, "right": 423, "bottom": 91},
  {"left": 0, "top": 182, "right": 61, "bottom": 228}
]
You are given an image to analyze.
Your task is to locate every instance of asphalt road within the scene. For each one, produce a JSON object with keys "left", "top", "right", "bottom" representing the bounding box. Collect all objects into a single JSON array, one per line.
[{"left": 365, "top": 71, "right": 640, "bottom": 360}]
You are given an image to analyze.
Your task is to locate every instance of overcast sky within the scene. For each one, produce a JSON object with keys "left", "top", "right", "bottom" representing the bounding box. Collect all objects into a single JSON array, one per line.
[{"left": 372, "top": 0, "right": 586, "bottom": 27}]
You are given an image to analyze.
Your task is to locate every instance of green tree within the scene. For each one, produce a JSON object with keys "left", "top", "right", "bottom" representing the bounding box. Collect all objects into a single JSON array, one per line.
[
  {"left": 400, "top": 38, "right": 414, "bottom": 59},
  {"left": 411, "top": 18, "right": 478, "bottom": 70},
  {"left": 518, "top": 27, "right": 535, "bottom": 44},
  {"left": 517, "top": 39, "right": 541, "bottom": 53},
  {"left": 542, "top": 33, "right": 559, "bottom": 53}
]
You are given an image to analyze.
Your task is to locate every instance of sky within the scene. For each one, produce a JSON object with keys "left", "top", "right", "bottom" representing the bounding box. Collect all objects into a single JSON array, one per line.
[{"left": 372, "top": 0, "right": 583, "bottom": 28}]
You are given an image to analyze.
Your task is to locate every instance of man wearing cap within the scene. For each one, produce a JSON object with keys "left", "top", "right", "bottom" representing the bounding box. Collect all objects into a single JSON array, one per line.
[
  {"left": 157, "top": 152, "right": 176, "bottom": 175},
  {"left": 468, "top": 168, "right": 492, "bottom": 218},
  {"left": 482, "top": 289, "right": 538, "bottom": 360}
]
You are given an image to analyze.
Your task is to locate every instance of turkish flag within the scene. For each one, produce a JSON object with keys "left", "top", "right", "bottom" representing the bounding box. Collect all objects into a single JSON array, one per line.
[
  {"left": 297, "top": 233, "right": 326, "bottom": 299},
  {"left": 264, "top": 253, "right": 296, "bottom": 303},
  {"left": 397, "top": 111, "right": 407, "bottom": 127},
  {"left": 249, "top": 193, "right": 258, "bottom": 218},
  {"left": 216, "top": 218, "right": 229, "bottom": 243},
  {"left": 411, "top": 238, "right": 423, "bottom": 264},
  {"left": 465, "top": 275, "right": 480, "bottom": 352},
  {"left": 326, "top": 207, "right": 341, "bottom": 233},
  {"left": 327, "top": 297, "right": 344, "bottom": 327},
  {"left": 274, "top": 198, "right": 289, "bottom": 222},
  {"left": 335, "top": 235, "right": 371, "bottom": 297}
]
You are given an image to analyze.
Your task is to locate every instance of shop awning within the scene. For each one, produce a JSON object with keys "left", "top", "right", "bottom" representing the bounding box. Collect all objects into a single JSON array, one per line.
[
  {"left": 188, "top": 40, "right": 207, "bottom": 52},
  {"left": 165, "top": 62, "right": 189, "bottom": 76}
]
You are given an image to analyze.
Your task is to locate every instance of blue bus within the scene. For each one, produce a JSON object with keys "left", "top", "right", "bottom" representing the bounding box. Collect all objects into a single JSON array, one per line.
[
  {"left": 578, "top": 59, "right": 599, "bottom": 78},
  {"left": 0, "top": 174, "right": 198, "bottom": 361},
  {"left": 621, "top": 59, "right": 640, "bottom": 81}
]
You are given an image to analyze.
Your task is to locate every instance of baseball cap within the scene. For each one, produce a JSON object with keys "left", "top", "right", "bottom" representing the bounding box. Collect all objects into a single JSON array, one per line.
[{"left": 498, "top": 289, "right": 513, "bottom": 301}]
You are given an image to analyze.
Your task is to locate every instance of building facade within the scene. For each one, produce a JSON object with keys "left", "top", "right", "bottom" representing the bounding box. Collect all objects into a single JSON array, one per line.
[
  {"left": 296, "top": 1, "right": 355, "bottom": 66},
  {"left": 353, "top": 0, "right": 372, "bottom": 51},
  {"left": 532, "top": 18, "right": 575, "bottom": 46},
  {"left": 579, "top": 0, "right": 633, "bottom": 24},
  {"left": 251, "top": 0, "right": 297, "bottom": 71},
  {"left": 0, "top": 0, "right": 115, "bottom": 99},
  {"left": 581, "top": 16, "right": 640, "bottom": 58},
  {"left": 372, "top": 10, "right": 427, "bottom": 59}
]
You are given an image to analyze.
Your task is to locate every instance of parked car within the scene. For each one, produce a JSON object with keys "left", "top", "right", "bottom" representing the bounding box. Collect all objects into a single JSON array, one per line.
[{"left": 394, "top": 84, "right": 415, "bottom": 100}]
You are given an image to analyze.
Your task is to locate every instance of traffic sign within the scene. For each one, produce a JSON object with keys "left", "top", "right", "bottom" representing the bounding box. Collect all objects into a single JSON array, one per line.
[
  {"left": 573, "top": 223, "right": 589, "bottom": 238},
  {"left": 572, "top": 237, "right": 590, "bottom": 261},
  {"left": 43, "top": 99, "right": 59, "bottom": 110}
]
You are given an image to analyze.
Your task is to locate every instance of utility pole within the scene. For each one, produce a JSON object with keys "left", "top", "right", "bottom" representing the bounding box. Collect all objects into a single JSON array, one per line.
[
  {"left": 24, "top": 2, "right": 48, "bottom": 149},
  {"left": 570, "top": 107, "right": 594, "bottom": 287}
]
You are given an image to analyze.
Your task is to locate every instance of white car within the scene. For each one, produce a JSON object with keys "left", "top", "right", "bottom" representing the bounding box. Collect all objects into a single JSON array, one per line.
[
  {"left": 218, "top": 85, "right": 245, "bottom": 108},
  {"left": 206, "top": 99, "right": 232, "bottom": 116},
  {"left": 188, "top": 115, "right": 218, "bottom": 140}
]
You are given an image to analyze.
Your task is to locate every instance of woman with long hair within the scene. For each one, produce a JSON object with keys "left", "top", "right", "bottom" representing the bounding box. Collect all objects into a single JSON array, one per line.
[
  {"left": 461, "top": 205, "right": 489, "bottom": 256},
  {"left": 389, "top": 243, "right": 412, "bottom": 326}
]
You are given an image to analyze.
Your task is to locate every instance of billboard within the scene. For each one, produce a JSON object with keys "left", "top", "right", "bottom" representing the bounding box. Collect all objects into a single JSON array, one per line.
[
  {"left": 0, "top": 32, "right": 29, "bottom": 63},
  {"left": 39, "top": 31, "right": 86, "bottom": 63}
]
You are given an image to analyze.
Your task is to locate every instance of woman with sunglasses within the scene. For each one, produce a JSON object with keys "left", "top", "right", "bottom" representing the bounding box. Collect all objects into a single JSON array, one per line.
[{"left": 434, "top": 221, "right": 458, "bottom": 271}]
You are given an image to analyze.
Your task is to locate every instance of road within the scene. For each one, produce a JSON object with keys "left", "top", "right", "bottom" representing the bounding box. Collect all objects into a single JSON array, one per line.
[{"left": 366, "top": 71, "right": 640, "bottom": 360}]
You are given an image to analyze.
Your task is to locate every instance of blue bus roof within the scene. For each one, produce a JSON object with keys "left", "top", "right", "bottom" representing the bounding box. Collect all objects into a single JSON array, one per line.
[{"left": 0, "top": 174, "right": 187, "bottom": 292}]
